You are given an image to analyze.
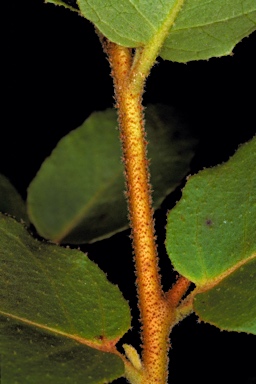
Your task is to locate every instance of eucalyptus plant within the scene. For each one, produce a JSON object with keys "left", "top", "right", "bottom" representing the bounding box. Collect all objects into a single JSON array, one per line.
[{"left": 1, "top": 1, "right": 256, "bottom": 383}]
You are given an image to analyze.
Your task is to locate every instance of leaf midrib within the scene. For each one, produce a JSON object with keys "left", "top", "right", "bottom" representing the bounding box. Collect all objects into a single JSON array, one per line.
[
  {"left": 54, "top": 167, "right": 123, "bottom": 242},
  {"left": 0, "top": 226, "right": 78, "bottom": 334},
  {"left": 197, "top": 252, "right": 256, "bottom": 291},
  {"left": 1, "top": 222, "right": 108, "bottom": 340},
  {"left": 172, "top": 11, "right": 256, "bottom": 32},
  {"left": 0, "top": 311, "right": 105, "bottom": 351}
]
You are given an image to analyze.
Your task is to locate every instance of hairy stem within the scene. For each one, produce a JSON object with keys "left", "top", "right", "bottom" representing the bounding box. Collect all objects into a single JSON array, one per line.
[
  {"left": 100, "top": 2, "right": 187, "bottom": 382},
  {"left": 105, "top": 42, "right": 173, "bottom": 383},
  {"left": 166, "top": 276, "right": 191, "bottom": 307}
]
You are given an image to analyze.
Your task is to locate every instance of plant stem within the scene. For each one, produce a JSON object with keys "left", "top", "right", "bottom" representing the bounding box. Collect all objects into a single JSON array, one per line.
[
  {"left": 104, "top": 41, "right": 173, "bottom": 383},
  {"left": 166, "top": 276, "right": 191, "bottom": 307},
  {"left": 100, "top": 2, "right": 187, "bottom": 382},
  {"left": 129, "top": 0, "right": 185, "bottom": 93}
]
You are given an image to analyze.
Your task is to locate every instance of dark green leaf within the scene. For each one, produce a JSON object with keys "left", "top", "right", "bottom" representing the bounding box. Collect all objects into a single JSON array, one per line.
[
  {"left": 0, "top": 317, "right": 124, "bottom": 384},
  {"left": 0, "top": 214, "right": 130, "bottom": 382},
  {"left": 0, "top": 214, "right": 130, "bottom": 339},
  {"left": 27, "top": 105, "right": 196, "bottom": 244},
  {"left": 194, "top": 258, "right": 256, "bottom": 334},
  {"left": 0, "top": 174, "right": 29, "bottom": 225}
]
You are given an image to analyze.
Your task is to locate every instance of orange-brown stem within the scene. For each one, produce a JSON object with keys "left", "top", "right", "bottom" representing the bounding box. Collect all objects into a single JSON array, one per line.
[
  {"left": 104, "top": 41, "right": 175, "bottom": 383},
  {"left": 98, "top": 4, "right": 190, "bottom": 379},
  {"left": 166, "top": 276, "right": 191, "bottom": 307}
]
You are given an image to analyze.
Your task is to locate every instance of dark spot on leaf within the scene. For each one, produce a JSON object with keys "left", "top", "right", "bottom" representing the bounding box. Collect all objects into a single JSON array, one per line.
[
  {"left": 95, "top": 335, "right": 104, "bottom": 341},
  {"left": 205, "top": 219, "right": 213, "bottom": 226}
]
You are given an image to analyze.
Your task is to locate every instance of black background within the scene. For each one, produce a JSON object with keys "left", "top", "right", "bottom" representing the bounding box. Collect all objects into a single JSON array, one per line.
[{"left": 4, "top": 1, "right": 256, "bottom": 383}]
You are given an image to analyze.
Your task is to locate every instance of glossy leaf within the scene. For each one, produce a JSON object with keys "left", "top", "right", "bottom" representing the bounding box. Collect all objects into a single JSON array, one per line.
[
  {"left": 0, "top": 174, "right": 29, "bottom": 225},
  {"left": 193, "top": 258, "right": 256, "bottom": 334},
  {"left": 64, "top": 0, "right": 256, "bottom": 62},
  {"left": 0, "top": 214, "right": 130, "bottom": 382},
  {"left": 166, "top": 136, "right": 256, "bottom": 286},
  {"left": 27, "top": 105, "right": 196, "bottom": 244}
]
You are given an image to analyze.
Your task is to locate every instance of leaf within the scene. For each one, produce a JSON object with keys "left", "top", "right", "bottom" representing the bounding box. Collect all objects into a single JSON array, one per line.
[
  {"left": 0, "top": 214, "right": 130, "bottom": 382},
  {"left": 45, "top": 0, "right": 79, "bottom": 13},
  {"left": 161, "top": 0, "right": 256, "bottom": 62},
  {"left": 73, "top": 0, "right": 256, "bottom": 62},
  {"left": 0, "top": 174, "right": 29, "bottom": 225},
  {"left": 166, "top": 136, "right": 256, "bottom": 286},
  {"left": 27, "top": 105, "right": 196, "bottom": 244},
  {"left": 0, "top": 214, "right": 130, "bottom": 339},
  {"left": 193, "top": 258, "right": 256, "bottom": 334},
  {"left": 167, "top": 137, "right": 256, "bottom": 333},
  {"left": 0, "top": 317, "right": 124, "bottom": 384}
]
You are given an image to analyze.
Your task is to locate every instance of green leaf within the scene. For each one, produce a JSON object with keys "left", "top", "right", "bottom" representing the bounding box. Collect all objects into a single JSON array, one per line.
[
  {"left": 75, "top": 0, "right": 256, "bottom": 62},
  {"left": 27, "top": 105, "right": 196, "bottom": 244},
  {"left": 45, "top": 0, "right": 79, "bottom": 13},
  {"left": 0, "top": 214, "right": 130, "bottom": 382},
  {"left": 0, "top": 318, "right": 124, "bottom": 384},
  {"left": 166, "top": 136, "right": 256, "bottom": 286},
  {"left": 0, "top": 174, "right": 29, "bottom": 225},
  {"left": 0, "top": 214, "right": 130, "bottom": 339},
  {"left": 161, "top": 0, "right": 256, "bottom": 62},
  {"left": 193, "top": 258, "right": 256, "bottom": 334}
]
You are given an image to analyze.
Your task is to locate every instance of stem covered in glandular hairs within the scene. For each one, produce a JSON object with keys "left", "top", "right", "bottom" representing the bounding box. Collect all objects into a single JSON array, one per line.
[
  {"left": 100, "top": 3, "right": 189, "bottom": 380},
  {"left": 104, "top": 41, "right": 173, "bottom": 383}
]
